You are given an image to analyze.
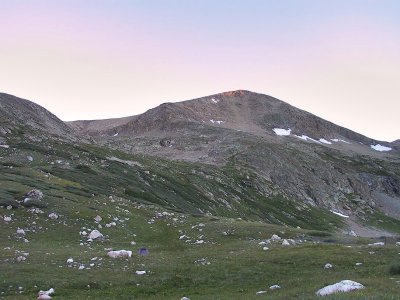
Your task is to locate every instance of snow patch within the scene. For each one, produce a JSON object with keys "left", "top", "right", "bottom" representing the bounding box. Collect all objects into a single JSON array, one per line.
[
  {"left": 319, "top": 138, "right": 332, "bottom": 145},
  {"left": 211, "top": 98, "right": 220, "bottom": 104},
  {"left": 371, "top": 144, "right": 392, "bottom": 152},
  {"left": 113, "top": 132, "right": 119, "bottom": 137},
  {"left": 316, "top": 280, "right": 364, "bottom": 296},
  {"left": 273, "top": 128, "right": 291, "bottom": 136},
  {"left": 295, "top": 135, "right": 321, "bottom": 144},
  {"left": 331, "top": 139, "right": 351, "bottom": 144},
  {"left": 0, "top": 144, "right": 10, "bottom": 148},
  {"left": 210, "top": 119, "right": 224, "bottom": 124},
  {"left": 330, "top": 210, "right": 349, "bottom": 218}
]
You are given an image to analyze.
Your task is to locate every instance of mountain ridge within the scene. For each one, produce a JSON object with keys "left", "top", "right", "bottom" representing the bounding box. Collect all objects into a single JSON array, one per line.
[{"left": 67, "top": 90, "right": 394, "bottom": 147}]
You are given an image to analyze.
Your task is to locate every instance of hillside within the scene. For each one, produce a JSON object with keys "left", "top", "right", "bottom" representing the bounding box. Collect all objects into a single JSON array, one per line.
[
  {"left": 1, "top": 91, "right": 400, "bottom": 299},
  {"left": 0, "top": 93, "right": 76, "bottom": 141},
  {"left": 68, "top": 91, "right": 400, "bottom": 224}
]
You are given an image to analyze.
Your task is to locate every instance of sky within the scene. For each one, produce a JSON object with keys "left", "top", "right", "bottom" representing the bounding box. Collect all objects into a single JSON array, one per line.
[{"left": 1, "top": 0, "right": 399, "bottom": 141}]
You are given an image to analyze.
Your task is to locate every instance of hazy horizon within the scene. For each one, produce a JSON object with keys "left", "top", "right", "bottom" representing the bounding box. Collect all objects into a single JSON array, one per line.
[{"left": 1, "top": 0, "right": 399, "bottom": 141}]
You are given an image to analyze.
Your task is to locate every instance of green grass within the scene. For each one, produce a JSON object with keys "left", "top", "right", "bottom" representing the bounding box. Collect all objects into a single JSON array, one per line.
[{"left": 1, "top": 138, "right": 400, "bottom": 299}]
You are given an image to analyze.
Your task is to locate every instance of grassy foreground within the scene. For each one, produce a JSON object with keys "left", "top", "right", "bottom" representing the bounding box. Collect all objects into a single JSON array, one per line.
[{"left": 1, "top": 195, "right": 400, "bottom": 299}]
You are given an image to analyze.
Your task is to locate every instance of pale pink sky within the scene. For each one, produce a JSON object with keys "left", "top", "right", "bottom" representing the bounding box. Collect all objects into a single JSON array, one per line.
[{"left": 1, "top": 1, "right": 399, "bottom": 141}]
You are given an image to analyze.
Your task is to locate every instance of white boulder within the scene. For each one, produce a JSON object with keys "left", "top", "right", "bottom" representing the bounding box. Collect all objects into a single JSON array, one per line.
[
  {"left": 88, "top": 230, "right": 103, "bottom": 240},
  {"left": 316, "top": 280, "right": 364, "bottom": 296},
  {"left": 107, "top": 250, "right": 132, "bottom": 258}
]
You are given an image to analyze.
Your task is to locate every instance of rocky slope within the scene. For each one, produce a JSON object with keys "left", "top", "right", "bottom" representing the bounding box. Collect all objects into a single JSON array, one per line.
[
  {"left": 0, "top": 93, "right": 76, "bottom": 141},
  {"left": 68, "top": 91, "right": 400, "bottom": 218},
  {"left": 1, "top": 91, "right": 400, "bottom": 235}
]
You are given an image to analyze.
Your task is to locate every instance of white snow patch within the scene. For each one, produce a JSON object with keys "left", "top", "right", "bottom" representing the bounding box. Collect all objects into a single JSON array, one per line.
[
  {"left": 210, "top": 119, "right": 224, "bottom": 124},
  {"left": 331, "top": 139, "right": 351, "bottom": 144},
  {"left": 371, "top": 144, "right": 392, "bottom": 152},
  {"left": 319, "top": 138, "right": 332, "bottom": 145},
  {"left": 295, "top": 135, "right": 321, "bottom": 144},
  {"left": 273, "top": 128, "right": 291, "bottom": 136},
  {"left": 316, "top": 280, "right": 364, "bottom": 296},
  {"left": 263, "top": 247, "right": 269, "bottom": 251},
  {"left": 107, "top": 250, "right": 132, "bottom": 258},
  {"left": 211, "top": 98, "right": 220, "bottom": 104},
  {"left": 113, "top": 132, "right": 119, "bottom": 137},
  {"left": 0, "top": 144, "right": 10, "bottom": 148},
  {"left": 330, "top": 210, "right": 349, "bottom": 218}
]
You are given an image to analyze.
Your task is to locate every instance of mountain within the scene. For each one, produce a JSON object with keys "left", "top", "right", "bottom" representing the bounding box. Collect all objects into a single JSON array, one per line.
[
  {"left": 2, "top": 90, "right": 400, "bottom": 298},
  {"left": 2, "top": 91, "right": 400, "bottom": 235},
  {"left": 71, "top": 90, "right": 379, "bottom": 143},
  {"left": 0, "top": 93, "right": 76, "bottom": 141},
  {"left": 68, "top": 91, "right": 400, "bottom": 218}
]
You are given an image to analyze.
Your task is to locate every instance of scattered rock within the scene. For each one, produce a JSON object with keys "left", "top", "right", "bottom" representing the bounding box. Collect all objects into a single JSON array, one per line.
[
  {"left": 3, "top": 216, "right": 12, "bottom": 222},
  {"left": 16, "top": 229, "right": 25, "bottom": 235},
  {"left": 282, "top": 239, "right": 290, "bottom": 246},
  {"left": 66, "top": 258, "right": 74, "bottom": 263},
  {"left": 37, "top": 288, "right": 54, "bottom": 299},
  {"left": 25, "top": 189, "right": 44, "bottom": 200},
  {"left": 256, "top": 290, "right": 267, "bottom": 295},
  {"left": 368, "top": 242, "right": 384, "bottom": 246},
  {"left": 107, "top": 250, "right": 132, "bottom": 258},
  {"left": 271, "top": 234, "right": 281, "bottom": 241},
  {"left": 94, "top": 215, "right": 102, "bottom": 222},
  {"left": 316, "top": 280, "right": 364, "bottom": 296},
  {"left": 135, "top": 270, "right": 146, "bottom": 275},
  {"left": 324, "top": 263, "right": 333, "bottom": 269},
  {"left": 48, "top": 213, "right": 59, "bottom": 220},
  {"left": 88, "top": 230, "right": 104, "bottom": 240},
  {"left": 270, "top": 285, "right": 281, "bottom": 290}
]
